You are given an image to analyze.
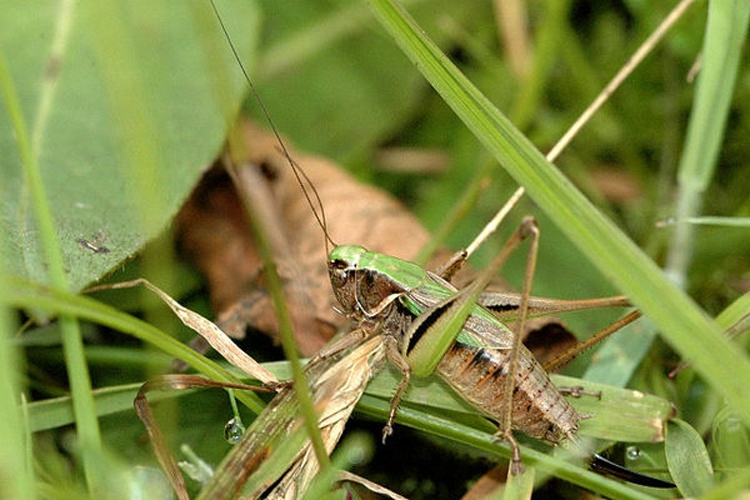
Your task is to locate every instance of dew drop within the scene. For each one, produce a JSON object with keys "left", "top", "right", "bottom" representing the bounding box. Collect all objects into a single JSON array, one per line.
[
  {"left": 224, "top": 416, "right": 245, "bottom": 444},
  {"left": 625, "top": 446, "right": 641, "bottom": 461}
]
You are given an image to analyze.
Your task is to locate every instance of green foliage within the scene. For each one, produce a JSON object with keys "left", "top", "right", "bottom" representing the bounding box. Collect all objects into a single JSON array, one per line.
[{"left": 0, "top": 0, "right": 258, "bottom": 292}]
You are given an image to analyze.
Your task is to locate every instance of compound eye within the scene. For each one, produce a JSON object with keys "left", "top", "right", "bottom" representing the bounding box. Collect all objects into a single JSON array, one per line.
[
  {"left": 329, "top": 258, "right": 345, "bottom": 269},
  {"left": 330, "top": 259, "right": 355, "bottom": 271},
  {"left": 329, "top": 259, "right": 352, "bottom": 281}
]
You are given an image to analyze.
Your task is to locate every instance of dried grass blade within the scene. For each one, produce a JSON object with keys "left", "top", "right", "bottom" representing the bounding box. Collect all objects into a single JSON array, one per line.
[
  {"left": 134, "top": 375, "right": 271, "bottom": 500},
  {"left": 89, "top": 278, "right": 278, "bottom": 384},
  {"left": 200, "top": 335, "right": 386, "bottom": 498}
]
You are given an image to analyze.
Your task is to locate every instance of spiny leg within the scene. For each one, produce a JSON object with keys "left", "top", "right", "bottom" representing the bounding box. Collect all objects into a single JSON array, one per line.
[
  {"left": 439, "top": 216, "right": 542, "bottom": 475},
  {"left": 499, "top": 216, "right": 540, "bottom": 476},
  {"left": 494, "top": 429, "right": 524, "bottom": 476},
  {"left": 543, "top": 309, "right": 643, "bottom": 373},
  {"left": 545, "top": 310, "right": 644, "bottom": 402},
  {"left": 435, "top": 216, "right": 542, "bottom": 475},
  {"left": 433, "top": 248, "right": 468, "bottom": 282},
  {"left": 315, "top": 325, "right": 373, "bottom": 360},
  {"left": 382, "top": 334, "right": 412, "bottom": 443}
]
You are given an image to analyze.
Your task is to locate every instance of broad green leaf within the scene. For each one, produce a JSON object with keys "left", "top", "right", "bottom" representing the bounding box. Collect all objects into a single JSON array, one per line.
[
  {"left": 712, "top": 406, "right": 750, "bottom": 476},
  {"left": 0, "top": 0, "right": 259, "bottom": 291},
  {"left": 666, "top": 419, "right": 714, "bottom": 496}
]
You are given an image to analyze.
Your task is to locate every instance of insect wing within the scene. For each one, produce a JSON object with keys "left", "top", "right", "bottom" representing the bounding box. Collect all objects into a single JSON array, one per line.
[{"left": 404, "top": 271, "right": 515, "bottom": 351}]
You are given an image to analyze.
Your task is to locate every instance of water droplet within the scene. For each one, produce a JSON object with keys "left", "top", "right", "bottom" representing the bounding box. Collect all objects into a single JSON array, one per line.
[
  {"left": 626, "top": 446, "right": 641, "bottom": 461},
  {"left": 224, "top": 417, "right": 245, "bottom": 444}
]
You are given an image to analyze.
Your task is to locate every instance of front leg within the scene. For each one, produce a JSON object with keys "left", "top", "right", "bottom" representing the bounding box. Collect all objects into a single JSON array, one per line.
[
  {"left": 382, "top": 334, "right": 412, "bottom": 444},
  {"left": 314, "top": 326, "right": 373, "bottom": 360}
]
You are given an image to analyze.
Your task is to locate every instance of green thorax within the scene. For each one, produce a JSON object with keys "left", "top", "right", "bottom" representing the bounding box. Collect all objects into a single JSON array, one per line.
[{"left": 328, "top": 245, "right": 510, "bottom": 349}]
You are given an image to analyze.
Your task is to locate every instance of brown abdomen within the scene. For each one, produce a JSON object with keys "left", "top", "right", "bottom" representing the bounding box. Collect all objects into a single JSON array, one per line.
[{"left": 436, "top": 341, "right": 580, "bottom": 443}]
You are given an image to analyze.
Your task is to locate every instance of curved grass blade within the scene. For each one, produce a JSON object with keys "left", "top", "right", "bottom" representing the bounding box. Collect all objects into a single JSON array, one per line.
[{"left": 0, "top": 277, "right": 267, "bottom": 413}]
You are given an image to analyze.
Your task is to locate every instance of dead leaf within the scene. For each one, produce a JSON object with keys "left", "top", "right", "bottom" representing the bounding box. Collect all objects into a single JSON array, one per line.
[
  {"left": 177, "top": 120, "right": 432, "bottom": 355},
  {"left": 461, "top": 464, "right": 506, "bottom": 500},
  {"left": 521, "top": 318, "right": 578, "bottom": 367}
]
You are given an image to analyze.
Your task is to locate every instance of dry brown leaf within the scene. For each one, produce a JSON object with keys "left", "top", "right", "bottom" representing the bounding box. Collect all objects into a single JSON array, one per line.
[
  {"left": 520, "top": 318, "right": 578, "bottom": 367},
  {"left": 91, "top": 278, "right": 279, "bottom": 384},
  {"left": 177, "top": 120, "right": 431, "bottom": 356}
]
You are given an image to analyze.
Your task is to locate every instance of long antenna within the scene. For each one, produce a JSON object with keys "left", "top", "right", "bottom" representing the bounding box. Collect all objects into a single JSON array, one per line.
[{"left": 210, "top": 0, "right": 335, "bottom": 251}]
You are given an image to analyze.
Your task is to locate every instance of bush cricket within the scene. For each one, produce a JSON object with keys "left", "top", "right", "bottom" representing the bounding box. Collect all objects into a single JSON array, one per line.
[
  {"left": 207, "top": 0, "right": 677, "bottom": 492},
  {"left": 130, "top": 1, "right": 682, "bottom": 496}
]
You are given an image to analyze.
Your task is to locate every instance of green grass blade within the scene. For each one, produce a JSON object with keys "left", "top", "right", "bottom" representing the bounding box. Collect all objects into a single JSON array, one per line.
[
  {"left": 0, "top": 44, "right": 103, "bottom": 492},
  {"left": 0, "top": 281, "right": 34, "bottom": 496},
  {"left": 366, "top": 0, "right": 750, "bottom": 428},
  {"left": 1, "top": 277, "right": 267, "bottom": 414},
  {"left": 28, "top": 382, "right": 186, "bottom": 433},
  {"left": 665, "top": 1, "right": 750, "bottom": 285},
  {"left": 356, "top": 394, "right": 652, "bottom": 500},
  {"left": 682, "top": 216, "right": 750, "bottom": 227}
]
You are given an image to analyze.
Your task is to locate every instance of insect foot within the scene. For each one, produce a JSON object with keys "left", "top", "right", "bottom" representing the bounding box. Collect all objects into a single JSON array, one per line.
[
  {"left": 559, "top": 385, "right": 602, "bottom": 399},
  {"left": 492, "top": 429, "right": 525, "bottom": 476},
  {"left": 381, "top": 423, "right": 394, "bottom": 445}
]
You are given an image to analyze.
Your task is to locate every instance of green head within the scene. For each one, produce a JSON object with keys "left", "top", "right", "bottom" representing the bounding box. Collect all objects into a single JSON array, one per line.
[{"left": 327, "top": 245, "right": 369, "bottom": 315}]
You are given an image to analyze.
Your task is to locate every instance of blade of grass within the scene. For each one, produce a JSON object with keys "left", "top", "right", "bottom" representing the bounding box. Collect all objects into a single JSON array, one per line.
[
  {"left": 211, "top": 0, "right": 332, "bottom": 475},
  {"left": 665, "top": 0, "right": 750, "bottom": 286},
  {"left": 366, "top": 0, "right": 750, "bottom": 427},
  {"left": 0, "top": 277, "right": 267, "bottom": 414},
  {"left": 27, "top": 355, "right": 309, "bottom": 433},
  {"left": 0, "top": 275, "right": 33, "bottom": 496},
  {"left": 356, "top": 394, "right": 650, "bottom": 500},
  {"left": 226, "top": 162, "right": 332, "bottom": 481},
  {"left": 29, "top": 383, "right": 157, "bottom": 433},
  {"left": 0, "top": 43, "right": 103, "bottom": 493},
  {"left": 673, "top": 216, "right": 750, "bottom": 227}
]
